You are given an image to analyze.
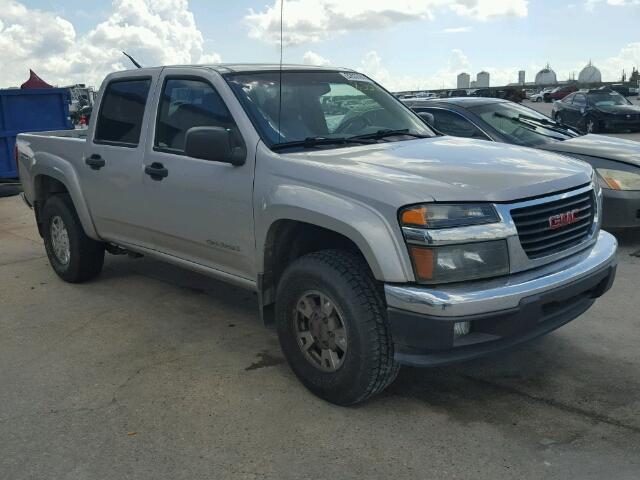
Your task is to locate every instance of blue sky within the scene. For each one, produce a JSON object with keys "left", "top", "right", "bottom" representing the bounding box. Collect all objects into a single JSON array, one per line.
[{"left": 2, "top": 1, "right": 640, "bottom": 89}]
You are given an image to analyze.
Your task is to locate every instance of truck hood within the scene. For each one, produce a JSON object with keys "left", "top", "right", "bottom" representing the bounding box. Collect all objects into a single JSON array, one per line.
[
  {"left": 538, "top": 134, "right": 640, "bottom": 167},
  {"left": 284, "top": 137, "right": 591, "bottom": 203}
]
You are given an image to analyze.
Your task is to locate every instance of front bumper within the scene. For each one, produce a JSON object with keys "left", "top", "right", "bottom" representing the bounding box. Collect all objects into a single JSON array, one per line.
[
  {"left": 602, "top": 117, "right": 640, "bottom": 132},
  {"left": 602, "top": 189, "right": 640, "bottom": 229},
  {"left": 385, "top": 231, "right": 618, "bottom": 367}
]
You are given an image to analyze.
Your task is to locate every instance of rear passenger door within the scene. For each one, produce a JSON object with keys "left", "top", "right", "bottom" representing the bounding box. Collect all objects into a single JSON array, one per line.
[
  {"left": 133, "top": 69, "right": 257, "bottom": 281},
  {"left": 80, "top": 71, "right": 158, "bottom": 244}
]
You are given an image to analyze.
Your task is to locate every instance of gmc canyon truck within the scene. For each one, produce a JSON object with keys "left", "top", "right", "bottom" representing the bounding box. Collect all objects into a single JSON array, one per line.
[{"left": 16, "top": 65, "right": 618, "bottom": 405}]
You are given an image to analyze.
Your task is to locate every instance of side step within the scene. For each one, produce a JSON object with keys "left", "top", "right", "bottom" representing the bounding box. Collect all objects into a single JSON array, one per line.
[{"left": 105, "top": 243, "right": 144, "bottom": 258}]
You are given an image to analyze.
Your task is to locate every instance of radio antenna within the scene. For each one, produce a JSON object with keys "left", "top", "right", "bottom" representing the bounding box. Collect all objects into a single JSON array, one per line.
[
  {"left": 122, "top": 51, "right": 142, "bottom": 69},
  {"left": 277, "top": 0, "right": 284, "bottom": 143}
]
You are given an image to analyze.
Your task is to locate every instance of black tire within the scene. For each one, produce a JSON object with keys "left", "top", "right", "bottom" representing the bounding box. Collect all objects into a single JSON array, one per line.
[
  {"left": 275, "top": 250, "right": 400, "bottom": 406},
  {"left": 42, "top": 194, "right": 105, "bottom": 283},
  {"left": 554, "top": 112, "right": 564, "bottom": 125}
]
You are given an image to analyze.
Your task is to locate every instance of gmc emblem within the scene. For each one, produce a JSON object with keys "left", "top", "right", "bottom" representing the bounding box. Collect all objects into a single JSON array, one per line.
[{"left": 549, "top": 210, "right": 579, "bottom": 230}]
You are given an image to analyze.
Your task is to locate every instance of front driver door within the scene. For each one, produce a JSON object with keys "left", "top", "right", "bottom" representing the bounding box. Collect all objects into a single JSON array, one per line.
[{"left": 131, "top": 69, "right": 257, "bottom": 282}]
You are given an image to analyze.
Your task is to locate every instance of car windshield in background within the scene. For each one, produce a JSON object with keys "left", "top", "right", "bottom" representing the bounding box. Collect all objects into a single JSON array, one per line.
[
  {"left": 469, "top": 102, "right": 579, "bottom": 147},
  {"left": 224, "top": 71, "right": 433, "bottom": 150},
  {"left": 589, "top": 92, "right": 631, "bottom": 107}
]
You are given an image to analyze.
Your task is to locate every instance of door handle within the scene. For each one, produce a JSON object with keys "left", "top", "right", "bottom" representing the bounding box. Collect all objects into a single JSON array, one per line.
[
  {"left": 85, "top": 154, "right": 105, "bottom": 170},
  {"left": 144, "top": 162, "right": 169, "bottom": 181}
]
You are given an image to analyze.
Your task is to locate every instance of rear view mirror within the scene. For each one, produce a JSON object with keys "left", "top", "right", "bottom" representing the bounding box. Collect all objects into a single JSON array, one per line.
[
  {"left": 185, "top": 127, "right": 246, "bottom": 166},
  {"left": 418, "top": 112, "right": 435, "bottom": 126}
]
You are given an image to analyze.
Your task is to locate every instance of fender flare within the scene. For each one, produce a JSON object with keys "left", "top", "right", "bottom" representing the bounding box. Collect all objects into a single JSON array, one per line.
[
  {"left": 256, "top": 184, "right": 414, "bottom": 283},
  {"left": 31, "top": 152, "right": 100, "bottom": 240}
]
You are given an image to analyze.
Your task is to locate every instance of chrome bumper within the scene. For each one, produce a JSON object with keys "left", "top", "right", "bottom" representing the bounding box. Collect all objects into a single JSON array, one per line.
[{"left": 385, "top": 230, "right": 618, "bottom": 318}]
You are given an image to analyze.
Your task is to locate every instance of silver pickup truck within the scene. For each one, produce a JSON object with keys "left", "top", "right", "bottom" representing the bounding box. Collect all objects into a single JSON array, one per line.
[{"left": 16, "top": 64, "right": 618, "bottom": 405}]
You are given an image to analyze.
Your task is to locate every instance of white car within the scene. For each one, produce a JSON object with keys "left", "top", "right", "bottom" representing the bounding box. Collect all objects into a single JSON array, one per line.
[{"left": 530, "top": 88, "right": 553, "bottom": 102}]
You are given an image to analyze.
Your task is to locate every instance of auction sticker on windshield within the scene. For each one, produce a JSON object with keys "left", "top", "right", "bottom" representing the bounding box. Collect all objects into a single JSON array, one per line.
[{"left": 340, "top": 72, "right": 372, "bottom": 83}]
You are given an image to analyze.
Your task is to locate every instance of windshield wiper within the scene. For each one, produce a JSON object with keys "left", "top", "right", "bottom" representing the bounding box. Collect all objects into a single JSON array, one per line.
[
  {"left": 350, "top": 129, "right": 431, "bottom": 141},
  {"left": 493, "top": 112, "right": 576, "bottom": 137},
  {"left": 271, "top": 136, "right": 375, "bottom": 151}
]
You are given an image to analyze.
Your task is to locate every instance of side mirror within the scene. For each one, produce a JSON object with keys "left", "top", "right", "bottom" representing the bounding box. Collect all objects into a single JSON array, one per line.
[
  {"left": 185, "top": 126, "right": 246, "bottom": 166},
  {"left": 418, "top": 111, "right": 435, "bottom": 126}
]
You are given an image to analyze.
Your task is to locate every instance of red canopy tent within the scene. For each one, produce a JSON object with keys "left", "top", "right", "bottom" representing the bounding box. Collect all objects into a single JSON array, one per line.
[{"left": 20, "top": 70, "right": 54, "bottom": 89}]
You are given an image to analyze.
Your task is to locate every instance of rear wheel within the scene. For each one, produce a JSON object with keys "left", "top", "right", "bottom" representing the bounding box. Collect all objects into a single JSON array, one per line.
[
  {"left": 42, "top": 194, "right": 105, "bottom": 283},
  {"left": 275, "top": 250, "right": 400, "bottom": 405}
]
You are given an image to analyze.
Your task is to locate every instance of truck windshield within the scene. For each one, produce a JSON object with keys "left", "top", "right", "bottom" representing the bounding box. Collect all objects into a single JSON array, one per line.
[{"left": 224, "top": 70, "right": 433, "bottom": 150}]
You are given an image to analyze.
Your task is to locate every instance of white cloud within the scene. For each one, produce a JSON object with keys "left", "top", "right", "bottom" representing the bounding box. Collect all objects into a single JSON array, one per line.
[
  {"left": 245, "top": 0, "right": 528, "bottom": 46},
  {"left": 442, "top": 26, "right": 473, "bottom": 33},
  {"left": 586, "top": 0, "right": 639, "bottom": 11},
  {"left": 0, "top": 0, "right": 221, "bottom": 88},
  {"left": 302, "top": 51, "right": 331, "bottom": 66}
]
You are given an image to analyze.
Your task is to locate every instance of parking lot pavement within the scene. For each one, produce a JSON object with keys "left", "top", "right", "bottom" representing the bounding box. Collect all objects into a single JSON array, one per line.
[
  {"left": 1, "top": 196, "right": 640, "bottom": 480},
  {"left": 524, "top": 99, "right": 640, "bottom": 142}
]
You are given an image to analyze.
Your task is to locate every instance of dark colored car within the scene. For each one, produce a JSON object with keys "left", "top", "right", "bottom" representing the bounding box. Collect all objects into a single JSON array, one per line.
[
  {"left": 404, "top": 97, "right": 640, "bottom": 229},
  {"left": 552, "top": 90, "right": 640, "bottom": 133},
  {"left": 547, "top": 85, "right": 578, "bottom": 102}
]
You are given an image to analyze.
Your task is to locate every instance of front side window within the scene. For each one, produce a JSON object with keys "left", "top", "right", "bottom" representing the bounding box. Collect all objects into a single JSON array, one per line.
[
  {"left": 422, "top": 109, "right": 488, "bottom": 139},
  {"left": 95, "top": 79, "right": 151, "bottom": 146},
  {"left": 155, "top": 78, "right": 240, "bottom": 154},
  {"left": 224, "top": 71, "right": 432, "bottom": 149},
  {"left": 573, "top": 94, "right": 587, "bottom": 107}
]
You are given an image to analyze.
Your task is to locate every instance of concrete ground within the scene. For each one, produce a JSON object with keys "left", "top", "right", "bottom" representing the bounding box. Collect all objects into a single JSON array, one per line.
[{"left": 1, "top": 196, "right": 640, "bottom": 479}]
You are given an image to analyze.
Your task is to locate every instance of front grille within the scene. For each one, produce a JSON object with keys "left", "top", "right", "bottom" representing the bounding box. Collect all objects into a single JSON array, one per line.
[{"left": 511, "top": 189, "right": 595, "bottom": 259}]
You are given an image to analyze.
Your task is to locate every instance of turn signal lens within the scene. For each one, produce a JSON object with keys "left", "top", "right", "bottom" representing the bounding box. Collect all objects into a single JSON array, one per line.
[
  {"left": 401, "top": 207, "right": 428, "bottom": 226},
  {"left": 409, "top": 246, "right": 434, "bottom": 280}
]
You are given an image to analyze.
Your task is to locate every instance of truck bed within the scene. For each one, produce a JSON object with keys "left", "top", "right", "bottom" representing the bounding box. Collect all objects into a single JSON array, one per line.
[
  {"left": 17, "top": 129, "right": 89, "bottom": 205},
  {"left": 23, "top": 129, "right": 89, "bottom": 140}
]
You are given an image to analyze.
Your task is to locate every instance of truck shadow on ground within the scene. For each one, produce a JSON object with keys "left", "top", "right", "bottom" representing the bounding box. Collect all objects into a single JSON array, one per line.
[{"left": 94, "top": 246, "right": 639, "bottom": 437}]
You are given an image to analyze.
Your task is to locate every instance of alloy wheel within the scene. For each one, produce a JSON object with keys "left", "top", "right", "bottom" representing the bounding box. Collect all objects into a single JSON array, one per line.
[
  {"left": 293, "top": 290, "right": 348, "bottom": 372},
  {"left": 50, "top": 215, "right": 71, "bottom": 265}
]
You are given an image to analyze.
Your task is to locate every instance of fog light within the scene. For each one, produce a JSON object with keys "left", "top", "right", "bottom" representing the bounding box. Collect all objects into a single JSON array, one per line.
[{"left": 453, "top": 321, "right": 471, "bottom": 338}]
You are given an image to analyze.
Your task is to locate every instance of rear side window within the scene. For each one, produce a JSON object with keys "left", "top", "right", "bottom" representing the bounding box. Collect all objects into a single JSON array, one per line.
[
  {"left": 95, "top": 79, "right": 151, "bottom": 146},
  {"left": 155, "top": 78, "right": 239, "bottom": 154}
]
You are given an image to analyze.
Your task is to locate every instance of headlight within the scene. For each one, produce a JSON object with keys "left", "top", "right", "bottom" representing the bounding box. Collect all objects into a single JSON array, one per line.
[
  {"left": 408, "top": 240, "right": 509, "bottom": 284},
  {"left": 596, "top": 168, "right": 640, "bottom": 191},
  {"left": 400, "top": 203, "right": 500, "bottom": 229}
]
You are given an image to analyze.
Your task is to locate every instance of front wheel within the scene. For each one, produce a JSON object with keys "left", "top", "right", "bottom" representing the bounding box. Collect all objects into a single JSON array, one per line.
[
  {"left": 583, "top": 115, "right": 601, "bottom": 134},
  {"left": 275, "top": 250, "right": 400, "bottom": 405},
  {"left": 42, "top": 194, "right": 105, "bottom": 283}
]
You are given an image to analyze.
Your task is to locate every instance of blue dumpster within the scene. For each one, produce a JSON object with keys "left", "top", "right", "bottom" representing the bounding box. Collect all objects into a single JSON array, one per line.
[{"left": 0, "top": 88, "right": 73, "bottom": 179}]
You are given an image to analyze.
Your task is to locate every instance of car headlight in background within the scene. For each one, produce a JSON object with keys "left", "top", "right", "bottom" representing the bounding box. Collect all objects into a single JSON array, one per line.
[
  {"left": 400, "top": 203, "right": 500, "bottom": 229},
  {"left": 400, "top": 203, "right": 508, "bottom": 284},
  {"left": 596, "top": 168, "right": 640, "bottom": 191}
]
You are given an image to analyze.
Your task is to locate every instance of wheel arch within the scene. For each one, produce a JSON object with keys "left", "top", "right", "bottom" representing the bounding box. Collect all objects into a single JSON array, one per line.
[{"left": 31, "top": 157, "right": 99, "bottom": 240}]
